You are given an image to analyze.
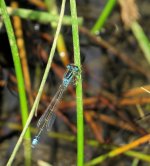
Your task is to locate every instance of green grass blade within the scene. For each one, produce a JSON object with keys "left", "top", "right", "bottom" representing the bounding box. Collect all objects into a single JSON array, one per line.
[
  {"left": 70, "top": 0, "right": 84, "bottom": 165},
  {"left": 131, "top": 21, "right": 150, "bottom": 64},
  {"left": 0, "top": 7, "right": 83, "bottom": 25},
  {"left": 91, "top": 0, "right": 117, "bottom": 34},
  {"left": 6, "top": 0, "right": 66, "bottom": 165},
  {"left": 0, "top": 0, "right": 31, "bottom": 165}
]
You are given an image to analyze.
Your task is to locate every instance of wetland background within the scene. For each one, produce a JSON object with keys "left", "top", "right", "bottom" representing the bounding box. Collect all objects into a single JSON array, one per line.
[{"left": 0, "top": 0, "right": 150, "bottom": 165}]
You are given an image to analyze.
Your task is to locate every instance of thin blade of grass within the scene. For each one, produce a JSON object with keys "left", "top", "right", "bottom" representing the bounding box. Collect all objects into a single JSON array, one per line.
[
  {"left": 0, "top": 7, "right": 83, "bottom": 25},
  {"left": 85, "top": 134, "right": 150, "bottom": 165},
  {"left": 6, "top": 0, "right": 66, "bottom": 165},
  {"left": 70, "top": 0, "right": 84, "bottom": 165},
  {"left": 91, "top": 0, "right": 117, "bottom": 34},
  {"left": 0, "top": 0, "right": 31, "bottom": 165}
]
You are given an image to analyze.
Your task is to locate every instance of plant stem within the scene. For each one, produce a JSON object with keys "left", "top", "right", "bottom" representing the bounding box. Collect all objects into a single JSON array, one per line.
[
  {"left": 0, "top": 7, "right": 83, "bottom": 25},
  {"left": 70, "top": 0, "right": 84, "bottom": 165},
  {"left": 85, "top": 134, "right": 150, "bottom": 165},
  {"left": 91, "top": 0, "right": 116, "bottom": 34},
  {"left": 6, "top": 0, "right": 66, "bottom": 165},
  {"left": 0, "top": 0, "right": 31, "bottom": 165},
  {"left": 44, "top": 0, "right": 70, "bottom": 65},
  {"left": 131, "top": 21, "right": 150, "bottom": 64},
  {"left": 11, "top": 1, "right": 33, "bottom": 110}
]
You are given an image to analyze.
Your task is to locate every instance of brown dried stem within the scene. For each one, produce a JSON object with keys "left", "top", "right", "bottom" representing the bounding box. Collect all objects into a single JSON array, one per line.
[{"left": 11, "top": 2, "right": 34, "bottom": 107}]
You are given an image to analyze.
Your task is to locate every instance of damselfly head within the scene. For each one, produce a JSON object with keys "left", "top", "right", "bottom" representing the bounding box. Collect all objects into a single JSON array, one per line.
[
  {"left": 63, "top": 64, "right": 80, "bottom": 87},
  {"left": 66, "top": 64, "right": 79, "bottom": 73},
  {"left": 31, "top": 136, "right": 39, "bottom": 148}
]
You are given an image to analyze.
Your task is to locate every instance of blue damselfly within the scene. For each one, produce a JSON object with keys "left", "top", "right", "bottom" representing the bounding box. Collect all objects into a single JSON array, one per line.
[{"left": 32, "top": 64, "right": 80, "bottom": 148}]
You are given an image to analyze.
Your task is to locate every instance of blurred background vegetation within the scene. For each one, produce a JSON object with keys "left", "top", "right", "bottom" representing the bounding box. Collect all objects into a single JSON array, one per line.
[{"left": 0, "top": 0, "right": 150, "bottom": 165}]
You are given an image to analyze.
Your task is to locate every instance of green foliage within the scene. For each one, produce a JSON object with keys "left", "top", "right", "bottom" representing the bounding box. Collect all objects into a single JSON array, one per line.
[
  {"left": 70, "top": 0, "right": 84, "bottom": 165},
  {"left": 0, "top": 0, "right": 31, "bottom": 165}
]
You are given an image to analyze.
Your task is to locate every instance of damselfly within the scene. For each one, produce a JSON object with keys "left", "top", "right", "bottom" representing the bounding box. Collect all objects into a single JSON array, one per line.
[{"left": 32, "top": 64, "right": 80, "bottom": 148}]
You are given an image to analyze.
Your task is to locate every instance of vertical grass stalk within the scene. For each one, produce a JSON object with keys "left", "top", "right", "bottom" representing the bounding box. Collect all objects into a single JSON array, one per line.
[
  {"left": 70, "top": 0, "right": 84, "bottom": 165},
  {"left": 131, "top": 22, "right": 150, "bottom": 64},
  {"left": 91, "top": 0, "right": 117, "bottom": 34},
  {"left": 0, "top": 0, "right": 31, "bottom": 165},
  {"left": 6, "top": 0, "right": 66, "bottom": 165}
]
